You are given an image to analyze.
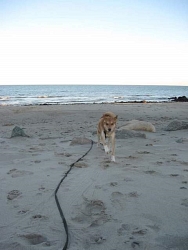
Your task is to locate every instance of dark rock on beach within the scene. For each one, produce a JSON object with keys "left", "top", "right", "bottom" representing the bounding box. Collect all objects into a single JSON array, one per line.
[
  {"left": 176, "top": 138, "right": 188, "bottom": 143},
  {"left": 169, "top": 96, "right": 188, "bottom": 102},
  {"left": 116, "top": 129, "right": 146, "bottom": 139},
  {"left": 164, "top": 120, "right": 188, "bottom": 131},
  {"left": 11, "top": 126, "right": 29, "bottom": 138}
]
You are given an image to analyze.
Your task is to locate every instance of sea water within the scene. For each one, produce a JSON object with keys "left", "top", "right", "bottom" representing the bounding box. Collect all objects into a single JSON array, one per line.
[{"left": 0, "top": 85, "right": 188, "bottom": 106}]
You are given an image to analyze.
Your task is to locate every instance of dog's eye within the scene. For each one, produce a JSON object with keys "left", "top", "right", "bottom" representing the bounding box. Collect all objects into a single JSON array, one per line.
[
  {"left": 111, "top": 123, "right": 114, "bottom": 125},
  {"left": 106, "top": 123, "right": 109, "bottom": 125}
]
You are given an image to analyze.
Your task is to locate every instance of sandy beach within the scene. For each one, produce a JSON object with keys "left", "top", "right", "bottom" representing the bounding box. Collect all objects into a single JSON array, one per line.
[{"left": 0, "top": 103, "right": 188, "bottom": 250}]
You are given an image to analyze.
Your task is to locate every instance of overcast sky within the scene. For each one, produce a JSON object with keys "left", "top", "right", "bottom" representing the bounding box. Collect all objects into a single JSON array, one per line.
[{"left": 0, "top": 0, "right": 188, "bottom": 85}]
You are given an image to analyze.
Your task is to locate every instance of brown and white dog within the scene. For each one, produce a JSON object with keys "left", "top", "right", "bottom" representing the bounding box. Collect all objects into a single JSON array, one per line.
[{"left": 97, "top": 112, "right": 118, "bottom": 162}]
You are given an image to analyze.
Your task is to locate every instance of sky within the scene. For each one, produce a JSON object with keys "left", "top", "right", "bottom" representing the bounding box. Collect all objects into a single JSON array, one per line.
[{"left": 0, "top": 0, "right": 188, "bottom": 86}]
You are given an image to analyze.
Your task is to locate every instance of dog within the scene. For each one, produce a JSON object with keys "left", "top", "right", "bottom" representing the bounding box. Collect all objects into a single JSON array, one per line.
[{"left": 97, "top": 112, "right": 118, "bottom": 162}]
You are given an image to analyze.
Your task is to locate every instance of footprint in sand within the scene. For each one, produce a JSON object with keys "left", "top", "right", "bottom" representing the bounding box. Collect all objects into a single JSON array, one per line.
[
  {"left": 19, "top": 233, "right": 50, "bottom": 246},
  {"left": 7, "top": 190, "right": 22, "bottom": 200},
  {"left": 38, "top": 185, "right": 46, "bottom": 192},
  {"left": 74, "top": 162, "right": 88, "bottom": 168},
  {"left": 144, "top": 170, "right": 157, "bottom": 175},
  {"left": 33, "top": 160, "right": 41, "bottom": 164},
  {"left": 126, "top": 155, "right": 138, "bottom": 160},
  {"left": 181, "top": 199, "right": 188, "bottom": 207},
  {"left": 18, "top": 209, "right": 29, "bottom": 214},
  {"left": 72, "top": 199, "right": 109, "bottom": 227},
  {"left": 132, "top": 228, "right": 148, "bottom": 235},
  {"left": 110, "top": 182, "right": 118, "bottom": 186},
  {"left": 7, "top": 169, "right": 33, "bottom": 178},
  {"left": 170, "top": 174, "right": 179, "bottom": 177},
  {"left": 111, "top": 191, "right": 124, "bottom": 199},
  {"left": 84, "top": 234, "right": 106, "bottom": 247},
  {"left": 31, "top": 214, "right": 48, "bottom": 220},
  {"left": 111, "top": 191, "right": 126, "bottom": 209},
  {"left": 137, "top": 151, "right": 150, "bottom": 154},
  {"left": 128, "top": 191, "right": 140, "bottom": 198},
  {"left": 118, "top": 224, "right": 148, "bottom": 248},
  {"left": 117, "top": 224, "right": 130, "bottom": 236}
]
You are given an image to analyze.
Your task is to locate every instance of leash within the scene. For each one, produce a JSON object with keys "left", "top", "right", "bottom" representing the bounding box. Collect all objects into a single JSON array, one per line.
[{"left": 54, "top": 139, "right": 94, "bottom": 250}]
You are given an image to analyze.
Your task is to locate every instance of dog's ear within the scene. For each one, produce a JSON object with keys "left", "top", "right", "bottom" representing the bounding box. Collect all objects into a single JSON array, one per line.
[{"left": 115, "top": 115, "right": 118, "bottom": 120}]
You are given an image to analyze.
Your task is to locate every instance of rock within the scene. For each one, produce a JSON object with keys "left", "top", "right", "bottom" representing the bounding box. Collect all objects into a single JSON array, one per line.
[
  {"left": 176, "top": 138, "right": 188, "bottom": 143},
  {"left": 164, "top": 120, "right": 188, "bottom": 131},
  {"left": 116, "top": 129, "right": 146, "bottom": 139},
  {"left": 141, "top": 100, "right": 147, "bottom": 103},
  {"left": 169, "top": 96, "right": 188, "bottom": 102},
  {"left": 120, "top": 120, "right": 156, "bottom": 132},
  {"left": 11, "top": 126, "right": 29, "bottom": 138},
  {"left": 70, "top": 137, "right": 92, "bottom": 145}
]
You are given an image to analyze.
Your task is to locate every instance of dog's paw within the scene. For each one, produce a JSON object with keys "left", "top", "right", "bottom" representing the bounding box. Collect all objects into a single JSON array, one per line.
[
  {"left": 111, "top": 155, "right": 116, "bottom": 162},
  {"left": 104, "top": 145, "right": 110, "bottom": 154}
]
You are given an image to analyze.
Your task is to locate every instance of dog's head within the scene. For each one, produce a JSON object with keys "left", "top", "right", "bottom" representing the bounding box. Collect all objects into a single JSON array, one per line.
[{"left": 102, "top": 114, "right": 118, "bottom": 133}]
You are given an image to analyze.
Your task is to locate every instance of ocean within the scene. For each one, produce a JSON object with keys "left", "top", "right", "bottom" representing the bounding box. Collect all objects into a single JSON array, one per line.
[{"left": 0, "top": 85, "right": 188, "bottom": 106}]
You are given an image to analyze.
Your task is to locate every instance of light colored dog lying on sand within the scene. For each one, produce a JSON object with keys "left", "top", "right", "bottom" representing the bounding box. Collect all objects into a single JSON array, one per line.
[
  {"left": 120, "top": 120, "right": 156, "bottom": 132},
  {"left": 97, "top": 112, "right": 118, "bottom": 162}
]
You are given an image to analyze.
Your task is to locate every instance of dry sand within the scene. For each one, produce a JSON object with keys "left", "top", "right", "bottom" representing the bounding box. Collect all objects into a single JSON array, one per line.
[{"left": 0, "top": 103, "right": 188, "bottom": 250}]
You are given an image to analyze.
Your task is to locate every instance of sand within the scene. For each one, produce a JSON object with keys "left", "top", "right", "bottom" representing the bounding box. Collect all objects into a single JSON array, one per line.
[{"left": 0, "top": 103, "right": 188, "bottom": 250}]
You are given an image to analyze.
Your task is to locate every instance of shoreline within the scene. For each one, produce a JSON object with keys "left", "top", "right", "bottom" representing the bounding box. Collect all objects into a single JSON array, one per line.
[{"left": 0, "top": 100, "right": 183, "bottom": 107}]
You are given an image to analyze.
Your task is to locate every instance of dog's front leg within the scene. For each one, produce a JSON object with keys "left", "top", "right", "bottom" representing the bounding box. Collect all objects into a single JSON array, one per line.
[
  {"left": 110, "top": 133, "right": 116, "bottom": 162},
  {"left": 100, "top": 131, "right": 110, "bottom": 154},
  {"left": 97, "top": 132, "right": 101, "bottom": 147}
]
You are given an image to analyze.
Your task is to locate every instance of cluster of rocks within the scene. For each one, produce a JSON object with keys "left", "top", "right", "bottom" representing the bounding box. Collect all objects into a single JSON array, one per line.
[{"left": 169, "top": 96, "right": 188, "bottom": 102}]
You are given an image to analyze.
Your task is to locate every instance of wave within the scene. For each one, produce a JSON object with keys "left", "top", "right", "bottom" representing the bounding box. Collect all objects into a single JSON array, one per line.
[
  {"left": 1, "top": 85, "right": 188, "bottom": 106},
  {"left": 113, "top": 96, "right": 124, "bottom": 99},
  {"left": 0, "top": 96, "right": 10, "bottom": 100},
  {"left": 37, "top": 95, "right": 49, "bottom": 98}
]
